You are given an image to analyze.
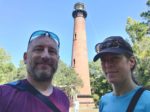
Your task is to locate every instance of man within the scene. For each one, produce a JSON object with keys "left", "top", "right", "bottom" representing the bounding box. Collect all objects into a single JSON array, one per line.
[
  {"left": 93, "top": 36, "right": 150, "bottom": 112},
  {"left": 0, "top": 30, "right": 70, "bottom": 112}
]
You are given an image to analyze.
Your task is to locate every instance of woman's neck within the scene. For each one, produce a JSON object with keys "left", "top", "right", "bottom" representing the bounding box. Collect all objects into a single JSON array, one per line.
[{"left": 112, "top": 80, "right": 138, "bottom": 96}]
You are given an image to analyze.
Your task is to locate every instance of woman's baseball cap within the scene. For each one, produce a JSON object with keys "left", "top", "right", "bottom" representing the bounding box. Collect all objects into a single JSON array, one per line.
[{"left": 93, "top": 36, "right": 133, "bottom": 62}]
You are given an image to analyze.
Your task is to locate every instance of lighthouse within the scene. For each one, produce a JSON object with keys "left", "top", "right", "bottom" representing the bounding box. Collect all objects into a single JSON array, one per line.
[{"left": 71, "top": 2, "right": 93, "bottom": 106}]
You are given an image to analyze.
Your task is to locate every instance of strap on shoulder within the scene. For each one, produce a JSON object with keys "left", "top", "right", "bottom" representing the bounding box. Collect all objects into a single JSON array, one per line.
[
  {"left": 5, "top": 80, "right": 26, "bottom": 91},
  {"left": 6, "top": 80, "right": 61, "bottom": 112},
  {"left": 126, "top": 87, "right": 145, "bottom": 112}
]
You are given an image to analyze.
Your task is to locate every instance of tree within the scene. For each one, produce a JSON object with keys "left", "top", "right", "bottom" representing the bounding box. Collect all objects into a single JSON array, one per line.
[
  {"left": 126, "top": 0, "right": 150, "bottom": 86},
  {"left": 53, "top": 60, "right": 82, "bottom": 103},
  {"left": 126, "top": 18, "right": 148, "bottom": 43},
  {"left": 0, "top": 48, "right": 16, "bottom": 84},
  {"left": 140, "top": 0, "right": 150, "bottom": 26},
  {"left": 89, "top": 61, "right": 112, "bottom": 106},
  {"left": 15, "top": 60, "right": 27, "bottom": 80}
]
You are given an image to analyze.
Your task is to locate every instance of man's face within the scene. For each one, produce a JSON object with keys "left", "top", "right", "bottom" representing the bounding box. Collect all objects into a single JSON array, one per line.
[
  {"left": 100, "top": 53, "right": 135, "bottom": 85},
  {"left": 24, "top": 36, "right": 59, "bottom": 82}
]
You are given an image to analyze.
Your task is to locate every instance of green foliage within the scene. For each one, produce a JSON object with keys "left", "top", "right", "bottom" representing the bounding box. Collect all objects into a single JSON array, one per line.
[
  {"left": 147, "top": 0, "right": 150, "bottom": 6},
  {"left": 0, "top": 48, "right": 16, "bottom": 84},
  {"left": 126, "top": 0, "right": 150, "bottom": 86},
  {"left": 126, "top": 18, "right": 149, "bottom": 42},
  {"left": 140, "top": 0, "right": 150, "bottom": 22},
  {"left": 15, "top": 60, "right": 27, "bottom": 80},
  {"left": 135, "top": 57, "right": 150, "bottom": 86},
  {"left": 133, "top": 37, "right": 150, "bottom": 58},
  {"left": 53, "top": 60, "right": 83, "bottom": 100},
  {"left": 89, "top": 61, "right": 112, "bottom": 106}
]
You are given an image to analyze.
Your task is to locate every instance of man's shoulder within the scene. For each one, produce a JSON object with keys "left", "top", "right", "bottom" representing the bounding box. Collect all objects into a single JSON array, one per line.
[
  {"left": 53, "top": 86, "right": 69, "bottom": 101},
  {"left": 53, "top": 87, "right": 67, "bottom": 96},
  {"left": 0, "top": 80, "right": 26, "bottom": 92},
  {"left": 52, "top": 86, "right": 70, "bottom": 106},
  {"left": 0, "top": 80, "right": 19, "bottom": 88},
  {"left": 0, "top": 83, "right": 9, "bottom": 92}
]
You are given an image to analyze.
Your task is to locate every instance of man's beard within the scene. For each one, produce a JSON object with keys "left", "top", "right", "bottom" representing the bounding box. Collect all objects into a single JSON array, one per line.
[{"left": 27, "top": 63, "right": 58, "bottom": 82}]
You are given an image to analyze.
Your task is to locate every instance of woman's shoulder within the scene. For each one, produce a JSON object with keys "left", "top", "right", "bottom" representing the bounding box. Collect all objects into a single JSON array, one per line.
[
  {"left": 100, "top": 91, "right": 113, "bottom": 101},
  {"left": 142, "top": 88, "right": 150, "bottom": 97}
]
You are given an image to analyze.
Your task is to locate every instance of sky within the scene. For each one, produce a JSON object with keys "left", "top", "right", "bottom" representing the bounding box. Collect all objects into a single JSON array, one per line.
[{"left": 0, "top": 0, "right": 148, "bottom": 67}]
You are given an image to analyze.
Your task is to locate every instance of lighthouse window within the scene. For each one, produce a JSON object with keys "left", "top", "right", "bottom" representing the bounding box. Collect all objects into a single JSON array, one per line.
[
  {"left": 73, "top": 59, "right": 75, "bottom": 67},
  {"left": 74, "top": 33, "right": 77, "bottom": 40}
]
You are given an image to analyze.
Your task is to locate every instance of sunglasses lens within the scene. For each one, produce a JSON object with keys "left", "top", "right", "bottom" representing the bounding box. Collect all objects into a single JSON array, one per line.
[
  {"left": 95, "top": 43, "right": 103, "bottom": 53},
  {"left": 48, "top": 32, "right": 60, "bottom": 47},
  {"left": 95, "top": 40, "right": 122, "bottom": 53},
  {"left": 31, "top": 31, "right": 46, "bottom": 38},
  {"left": 29, "top": 30, "right": 60, "bottom": 48}
]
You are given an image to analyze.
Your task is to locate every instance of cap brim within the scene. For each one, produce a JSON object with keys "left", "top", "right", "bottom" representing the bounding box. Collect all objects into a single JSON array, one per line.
[{"left": 93, "top": 48, "right": 132, "bottom": 62}]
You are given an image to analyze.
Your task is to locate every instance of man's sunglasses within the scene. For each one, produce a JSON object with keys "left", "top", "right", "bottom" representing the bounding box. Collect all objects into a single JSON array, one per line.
[
  {"left": 95, "top": 39, "right": 132, "bottom": 53},
  {"left": 28, "top": 30, "right": 60, "bottom": 48}
]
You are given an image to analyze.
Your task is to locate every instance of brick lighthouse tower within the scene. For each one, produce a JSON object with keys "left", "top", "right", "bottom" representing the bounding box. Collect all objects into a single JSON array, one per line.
[{"left": 71, "top": 2, "right": 93, "bottom": 106}]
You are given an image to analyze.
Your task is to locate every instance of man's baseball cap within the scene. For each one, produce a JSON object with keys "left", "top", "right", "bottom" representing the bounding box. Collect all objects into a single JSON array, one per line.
[{"left": 93, "top": 36, "right": 133, "bottom": 62}]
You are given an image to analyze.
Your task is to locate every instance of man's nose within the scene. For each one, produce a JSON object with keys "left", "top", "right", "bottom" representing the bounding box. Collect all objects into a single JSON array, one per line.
[{"left": 41, "top": 49, "right": 50, "bottom": 59}]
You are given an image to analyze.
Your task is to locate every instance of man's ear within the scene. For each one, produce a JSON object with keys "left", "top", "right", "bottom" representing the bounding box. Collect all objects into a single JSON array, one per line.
[{"left": 23, "top": 52, "right": 27, "bottom": 64}]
